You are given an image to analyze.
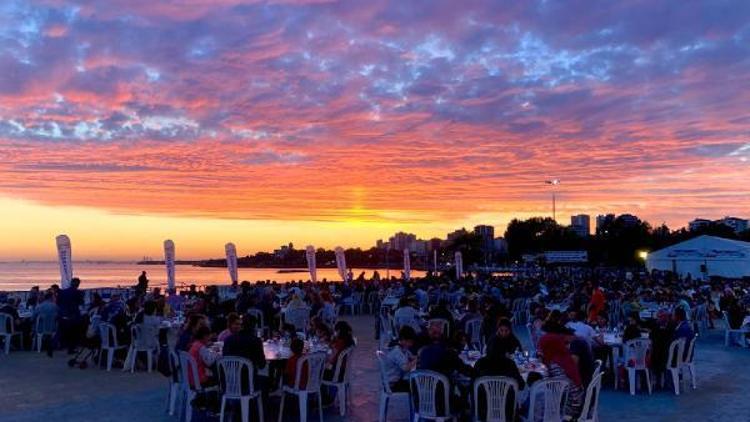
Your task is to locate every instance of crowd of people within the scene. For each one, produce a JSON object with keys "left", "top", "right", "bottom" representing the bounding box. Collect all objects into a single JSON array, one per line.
[{"left": 1, "top": 265, "right": 749, "bottom": 420}]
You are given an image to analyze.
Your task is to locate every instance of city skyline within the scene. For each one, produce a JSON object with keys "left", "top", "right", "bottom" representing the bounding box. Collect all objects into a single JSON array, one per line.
[{"left": 2, "top": 1, "right": 749, "bottom": 259}]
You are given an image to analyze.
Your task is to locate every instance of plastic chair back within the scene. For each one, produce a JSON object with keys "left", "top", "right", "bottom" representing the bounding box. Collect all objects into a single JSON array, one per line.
[
  {"left": 294, "top": 352, "right": 326, "bottom": 392},
  {"left": 465, "top": 318, "right": 483, "bottom": 349},
  {"left": 178, "top": 350, "right": 203, "bottom": 392},
  {"left": 580, "top": 370, "right": 604, "bottom": 422},
  {"left": 99, "top": 322, "right": 119, "bottom": 348},
  {"left": 409, "top": 370, "right": 451, "bottom": 419},
  {"left": 667, "top": 338, "right": 685, "bottom": 369},
  {"left": 218, "top": 356, "right": 255, "bottom": 398},
  {"left": 624, "top": 339, "right": 651, "bottom": 370},
  {"left": 473, "top": 376, "right": 518, "bottom": 422},
  {"left": 528, "top": 378, "right": 568, "bottom": 422},
  {"left": 427, "top": 318, "right": 449, "bottom": 337},
  {"left": 375, "top": 350, "right": 393, "bottom": 394}
]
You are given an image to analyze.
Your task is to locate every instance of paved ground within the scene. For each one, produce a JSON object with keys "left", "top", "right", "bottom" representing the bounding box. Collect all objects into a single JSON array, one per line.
[{"left": 1, "top": 315, "right": 749, "bottom": 421}]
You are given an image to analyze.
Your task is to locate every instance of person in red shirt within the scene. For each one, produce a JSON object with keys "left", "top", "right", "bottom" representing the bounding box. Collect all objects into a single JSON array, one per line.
[
  {"left": 588, "top": 281, "right": 605, "bottom": 323},
  {"left": 284, "top": 338, "right": 308, "bottom": 389}
]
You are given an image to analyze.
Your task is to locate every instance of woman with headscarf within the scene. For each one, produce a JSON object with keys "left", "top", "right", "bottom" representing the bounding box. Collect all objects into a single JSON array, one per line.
[{"left": 538, "top": 334, "right": 584, "bottom": 419}]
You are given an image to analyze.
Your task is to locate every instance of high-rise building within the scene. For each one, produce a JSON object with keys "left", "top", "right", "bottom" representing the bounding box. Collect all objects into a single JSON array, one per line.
[
  {"left": 493, "top": 237, "right": 508, "bottom": 254},
  {"left": 446, "top": 228, "right": 469, "bottom": 244},
  {"left": 474, "top": 225, "right": 496, "bottom": 250},
  {"left": 570, "top": 214, "right": 590, "bottom": 237},
  {"left": 595, "top": 214, "right": 615, "bottom": 233},
  {"left": 388, "top": 232, "right": 417, "bottom": 251}
]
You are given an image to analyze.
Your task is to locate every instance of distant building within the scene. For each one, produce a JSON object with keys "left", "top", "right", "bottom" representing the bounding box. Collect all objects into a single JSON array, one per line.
[
  {"left": 274, "top": 243, "right": 294, "bottom": 258},
  {"left": 426, "top": 238, "right": 442, "bottom": 252},
  {"left": 388, "top": 232, "right": 418, "bottom": 252},
  {"left": 688, "top": 218, "right": 712, "bottom": 232},
  {"left": 445, "top": 228, "right": 469, "bottom": 244},
  {"left": 617, "top": 214, "right": 640, "bottom": 227},
  {"left": 474, "top": 225, "right": 496, "bottom": 251},
  {"left": 493, "top": 237, "right": 508, "bottom": 255},
  {"left": 596, "top": 214, "right": 616, "bottom": 233},
  {"left": 718, "top": 216, "right": 749, "bottom": 234},
  {"left": 570, "top": 214, "right": 590, "bottom": 237}
]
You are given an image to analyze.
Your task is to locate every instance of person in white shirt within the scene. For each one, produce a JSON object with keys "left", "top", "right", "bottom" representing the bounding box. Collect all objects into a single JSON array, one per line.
[
  {"left": 393, "top": 298, "right": 421, "bottom": 330},
  {"left": 383, "top": 326, "right": 417, "bottom": 392},
  {"left": 565, "top": 310, "right": 597, "bottom": 345}
]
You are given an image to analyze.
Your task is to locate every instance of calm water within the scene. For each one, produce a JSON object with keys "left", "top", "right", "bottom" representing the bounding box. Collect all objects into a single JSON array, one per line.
[{"left": 0, "top": 262, "right": 424, "bottom": 291}]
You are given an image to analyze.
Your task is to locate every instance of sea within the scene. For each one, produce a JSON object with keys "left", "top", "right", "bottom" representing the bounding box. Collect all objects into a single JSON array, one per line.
[{"left": 0, "top": 261, "right": 424, "bottom": 291}]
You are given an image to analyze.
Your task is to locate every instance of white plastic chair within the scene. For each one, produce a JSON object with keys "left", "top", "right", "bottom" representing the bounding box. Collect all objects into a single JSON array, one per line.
[
  {"left": 579, "top": 370, "right": 604, "bottom": 422},
  {"left": 379, "top": 313, "right": 395, "bottom": 350},
  {"left": 473, "top": 376, "right": 518, "bottom": 422},
  {"left": 278, "top": 352, "right": 327, "bottom": 422},
  {"left": 375, "top": 350, "right": 410, "bottom": 422},
  {"left": 722, "top": 311, "right": 748, "bottom": 347},
  {"left": 99, "top": 322, "right": 128, "bottom": 371},
  {"left": 321, "top": 346, "right": 355, "bottom": 416},
  {"left": 166, "top": 350, "right": 182, "bottom": 416},
  {"left": 0, "top": 313, "right": 23, "bottom": 354},
  {"left": 624, "top": 339, "right": 652, "bottom": 395},
  {"left": 464, "top": 318, "right": 483, "bottom": 351},
  {"left": 680, "top": 335, "right": 697, "bottom": 390},
  {"left": 178, "top": 351, "right": 218, "bottom": 422},
  {"left": 126, "top": 323, "right": 159, "bottom": 372},
  {"left": 246, "top": 308, "right": 267, "bottom": 336},
  {"left": 427, "top": 318, "right": 450, "bottom": 338},
  {"left": 666, "top": 338, "right": 686, "bottom": 395},
  {"left": 32, "top": 313, "right": 56, "bottom": 353},
  {"left": 409, "top": 370, "right": 457, "bottom": 421},
  {"left": 526, "top": 323, "right": 538, "bottom": 356},
  {"left": 527, "top": 378, "right": 569, "bottom": 422},
  {"left": 217, "top": 356, "right": 263, "bottom": 422}
]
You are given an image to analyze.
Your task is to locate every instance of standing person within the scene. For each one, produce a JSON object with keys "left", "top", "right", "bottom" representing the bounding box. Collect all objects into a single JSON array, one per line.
[
  {"left": 57, "top": 277, "right": 84, "bottom": 354},
  {"left": 588, "top": 281, "right": 606, "bottom": 323},
  {"left": 136, "top": 271, "right": 149, "bottom": 296}
]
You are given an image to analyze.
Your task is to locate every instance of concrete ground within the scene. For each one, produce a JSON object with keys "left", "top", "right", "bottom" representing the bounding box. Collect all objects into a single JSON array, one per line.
[{"left": 1, "top": 316, "right": 749, "bottom": 422}]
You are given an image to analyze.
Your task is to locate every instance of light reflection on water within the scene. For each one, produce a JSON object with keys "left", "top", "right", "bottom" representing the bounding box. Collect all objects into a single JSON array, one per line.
[{"left": 0, "top": 261, "right": 425, "bottom": 290}]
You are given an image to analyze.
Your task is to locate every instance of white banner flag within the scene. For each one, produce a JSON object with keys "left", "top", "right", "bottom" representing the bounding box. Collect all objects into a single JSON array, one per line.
[
  {"left": 455, "top": 251, "right": 463, "bottom": 279},
  {"left": 403, "top": 248, "right": 411, "bottom": 281},
  {"left": 306, "top": 245, "right": 317, "bottom": 283},
  {"left": 225, "top": 242, "right": 238, "bottom": 287},
  {"left": 334, "top": 246, "right": 347, "bottom": 282},
  {"left": 164, "top": 239, "right": 176, "bottom": 292},
  {"left": 56, "top": 234, "right": 73, "bottom": 289}
]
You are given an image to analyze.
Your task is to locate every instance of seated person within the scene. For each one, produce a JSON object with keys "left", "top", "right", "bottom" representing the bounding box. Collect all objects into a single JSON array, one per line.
[
  {"left": 217, "top": 312, "right": 241, "bottom": 342},
  {"left": 538, "top": 334, "right": 584, "bottom": 419},
  {"left": 383, "top": 326, "right": 417, "bottom": 392},
  {"left": 285, "top": 338, "right": 309, "bottom": 388},
  {"left": 622, "top": 313, "right": 642, "bottom": 343},
  {"left": 474, "top": 341, "right": 525, "bottom": 421},
  {"left": 223, "top": 315, "right": 267, "bottom": 393},
  {"left": 188, "top": 326, "right": 218, "bottom": 387},
  {"left": 486, "top": 317, "right": 523, "bottom": 357},
  {"left": 324, "top": 321, "right": 355, "bottom": 381}
]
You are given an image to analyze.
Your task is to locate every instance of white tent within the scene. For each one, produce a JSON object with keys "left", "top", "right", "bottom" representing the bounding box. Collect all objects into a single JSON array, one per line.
[{"left": 646, "top": 235, "right": 750, "bottom": 279}]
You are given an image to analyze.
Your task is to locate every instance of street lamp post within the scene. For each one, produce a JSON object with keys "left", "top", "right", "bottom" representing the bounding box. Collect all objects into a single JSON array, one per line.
[{"left": 545, "top": 178, "right": 560, "bottom": 222}]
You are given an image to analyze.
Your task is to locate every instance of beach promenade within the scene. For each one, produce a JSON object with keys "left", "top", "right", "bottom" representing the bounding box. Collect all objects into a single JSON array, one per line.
[{"left": 1, "top": 315, "right": 749, "bottom": 422}]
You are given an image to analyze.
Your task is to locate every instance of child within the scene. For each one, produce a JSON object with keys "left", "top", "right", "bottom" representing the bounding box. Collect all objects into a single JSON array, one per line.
[{"left": 285, "top": 338, "right": 309, "bottom": 389}]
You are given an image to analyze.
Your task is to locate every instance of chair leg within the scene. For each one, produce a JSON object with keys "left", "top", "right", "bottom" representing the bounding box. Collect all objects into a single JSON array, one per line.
[
  {"left": 645, "top": 370, "right": 652, "bottom": 395},
  {"left": 185, "top": 392, "right": 193, "bottom": 422},
  {"left": 628, "top": 369, "right": 635, "bottom": 395},
  {"left": 219, "top": 396, "right": 226, "bottom": 422},
  {"left": 277, "top": 394, "right": 285, "bottom": 422},
  {"left": 147, "top": 351, "right": 153, "bottom": 373},
  {"left": 240, "top": 397, "right": 249, "bottom": 422},
  {"left": 317, "top": 391, "right": 323, "bottom": 422},
  {"left": 725, "top": 331, "right": 730, "bottom": 346},
  {"left": 670, "top": 369, "right": 679, "bottom": 395},
  {"left": 169, "top": 384, "right": 178, "bottom": 415},
  {"left": 257, "top": 396, "right": 264, "bottom": 422},
  {"left": 379, "top": 394, "right": 388, "bottom": 422},
  {"left": 299, "top": 392, "right": 308, "bottom": 422},
  {"left": 338, "top": 385, "right": 347, "bottom": 416}
]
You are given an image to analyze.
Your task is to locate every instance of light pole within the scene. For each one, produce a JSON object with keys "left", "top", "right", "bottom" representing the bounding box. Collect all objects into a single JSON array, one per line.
[{"left": 545, "top": 178, "right": 560, "bottom": 222}]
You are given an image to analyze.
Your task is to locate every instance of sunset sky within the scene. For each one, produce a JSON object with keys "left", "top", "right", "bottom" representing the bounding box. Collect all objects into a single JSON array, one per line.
[{"left": 1, "top": 0, "right": 749, "bottom": 260}]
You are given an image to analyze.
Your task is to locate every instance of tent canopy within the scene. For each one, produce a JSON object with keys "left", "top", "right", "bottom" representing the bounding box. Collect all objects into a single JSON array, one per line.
[{"left": 646, "top": 235, "right": 750, "bottom": 279}]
